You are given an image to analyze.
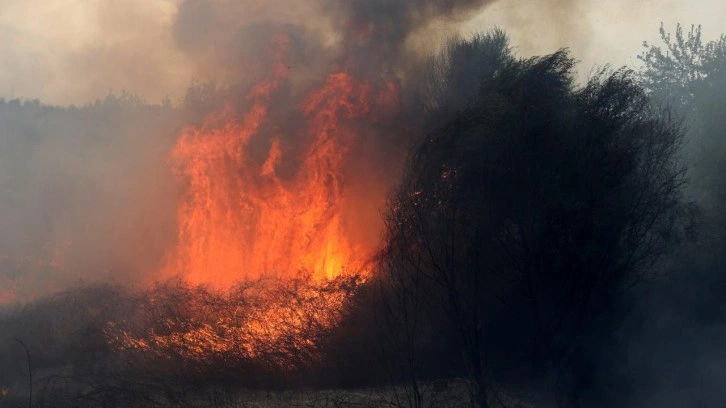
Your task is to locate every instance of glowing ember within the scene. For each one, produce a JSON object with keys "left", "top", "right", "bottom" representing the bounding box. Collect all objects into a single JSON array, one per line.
[{"left": 107, "top": 274, "right": 363, "bottom": 370}]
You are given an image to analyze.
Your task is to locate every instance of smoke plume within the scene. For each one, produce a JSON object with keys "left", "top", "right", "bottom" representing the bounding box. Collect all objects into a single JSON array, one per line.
[{"left": 0, "top": 0, "right": 508, "bottom": 301}]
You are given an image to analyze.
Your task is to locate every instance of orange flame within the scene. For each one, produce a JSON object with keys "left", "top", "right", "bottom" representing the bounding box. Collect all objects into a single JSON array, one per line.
[
  {"left": 162, "top": 36, "right": 394, "bottom": 289},
  {"left": 107, "top": 274, "right": 363, "bottom": 370},
  {"left": 107, "top": 35, "right": 401, "bottom": 367}
]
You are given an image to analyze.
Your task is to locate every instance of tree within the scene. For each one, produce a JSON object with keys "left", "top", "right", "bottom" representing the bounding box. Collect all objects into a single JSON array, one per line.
[
  {"left": 589, "top": 24, "right": 726, "bottom": 406},
  {"left": 381, "top": 31, "right": 692, "bottom": 407},
  {"left": 639, "top": 23, "right": 726, "bottom": 214},
  {"left": 639, "top": 23, "right": 726, "bottom": 108}
]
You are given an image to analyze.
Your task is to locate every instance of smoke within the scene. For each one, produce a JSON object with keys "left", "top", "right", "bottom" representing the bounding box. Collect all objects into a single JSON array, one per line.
[
  {"left": 0, "top": 0, "right": 507, "bottom": 105},
  {"left": 0, "top": 0, "right": 511, "bottom": 302},
  {"left": 0, "top": 0, "right": 189, "bottom": 106},
  {"left": 463, "top": 0, "right": 589, "bottom": 59},
  {"left": 0, "top": 97, "right": 182, "bottom": 302},
  {"left": 167, "top": 0, "right": 504, "bottom": 89},
  {"left": 2, "top": 0, "right": 725, "bottom": 105}
]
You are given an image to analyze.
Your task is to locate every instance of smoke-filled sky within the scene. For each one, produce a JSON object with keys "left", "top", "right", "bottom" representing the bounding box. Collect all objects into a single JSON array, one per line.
[{"left": 0, "top": 0, "right": 723, "bottom": 106}]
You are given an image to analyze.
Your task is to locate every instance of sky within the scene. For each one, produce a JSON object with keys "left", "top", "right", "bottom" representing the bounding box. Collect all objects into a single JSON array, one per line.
[
  {"left": 0, "top": 0, "right": 723, "bottom": 106},
  {"left": 466, "top": 0, "right": 726, "bottom": 75}
]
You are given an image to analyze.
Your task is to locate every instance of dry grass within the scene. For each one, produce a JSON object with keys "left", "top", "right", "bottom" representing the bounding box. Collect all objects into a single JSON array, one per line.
[{"left": 0, "top": 377, "right": 534, "bottom": 408}]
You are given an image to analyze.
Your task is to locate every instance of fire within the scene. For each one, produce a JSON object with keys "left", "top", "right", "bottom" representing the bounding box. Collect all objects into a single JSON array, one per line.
[
  {"left": 163, "top": 67, "right": 383, "bottom": 287},
  {"left": 108, "top": 274, "right": 363, "bottom": 370},
  {"left": 103, "top": 33, "right": 400, "bottom": 368}
]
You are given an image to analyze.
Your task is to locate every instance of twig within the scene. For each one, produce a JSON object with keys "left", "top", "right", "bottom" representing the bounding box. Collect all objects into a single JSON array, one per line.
[{"left": 14, "top": 338, "right": 32, "bottom": 408}]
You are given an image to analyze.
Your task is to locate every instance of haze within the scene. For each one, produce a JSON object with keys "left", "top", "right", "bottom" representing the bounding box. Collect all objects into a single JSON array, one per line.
[{"left": 0, "top": 0, "right": 722, "bottom": 105}]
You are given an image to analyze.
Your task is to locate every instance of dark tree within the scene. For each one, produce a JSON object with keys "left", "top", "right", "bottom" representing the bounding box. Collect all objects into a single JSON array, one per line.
[
  {"left": 639, "top": 23, "right": 726, "bottom": 110},
  {"left": 639, "top": 23, "right": 726, "bottom": 214},
  {"left": 381, "top": 31, "right": 692, "bottom": 407},
  {"left": 628, "top": 25, "right": 726, "bottom": 405}
]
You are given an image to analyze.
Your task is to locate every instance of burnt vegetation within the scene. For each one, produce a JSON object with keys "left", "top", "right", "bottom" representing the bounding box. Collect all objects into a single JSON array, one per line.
[{"left": 1, "top": 24, "right": 726, "bottom": 408}]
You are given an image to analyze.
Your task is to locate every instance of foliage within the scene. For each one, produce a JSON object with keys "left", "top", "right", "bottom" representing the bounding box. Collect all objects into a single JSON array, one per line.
[
  {"left": 638, "top": 23, "right": 726, "bottom": 109},
  {"left": 381, "top": 31, "right": 693, "bottom": 407},
  {"left": 0, "top": 275, "right": 365, "bottom": 406},
  {"left": 639, "top": 24, "right": 726, "bottom": 221},
  {"left": 620, "top": 23, "right": 726, "bottom": 406}
]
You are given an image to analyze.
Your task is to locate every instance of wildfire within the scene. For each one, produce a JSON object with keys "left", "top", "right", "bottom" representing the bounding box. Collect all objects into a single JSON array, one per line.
[
  {"left": 162, "top": 36, "right": 393, "bottom": 288},
  {"left": 108, "top": 274, "right": 363, "bottom": 370},
  {"left": 108, "top": 34, "right": 399, "bottom": 367}
]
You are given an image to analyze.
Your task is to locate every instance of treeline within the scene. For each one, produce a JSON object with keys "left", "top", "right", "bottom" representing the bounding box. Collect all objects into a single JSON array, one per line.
[{"left": 0, "top": 93, "right": 180, "bottom": 302}]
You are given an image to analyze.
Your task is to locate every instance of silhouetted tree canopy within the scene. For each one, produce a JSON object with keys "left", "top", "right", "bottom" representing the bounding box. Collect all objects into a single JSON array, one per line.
[
  {"left": 381, "top": 30, "right": 693, "bottom": 407},
  {"left": 639, "top": 23, "right": 726, "bottom": 214},
  {"left": 639, "top": 23, "right": 726, "bottom": 110},
  {"left": 625, "top": 25, "right": 726, "bottom": 406}
]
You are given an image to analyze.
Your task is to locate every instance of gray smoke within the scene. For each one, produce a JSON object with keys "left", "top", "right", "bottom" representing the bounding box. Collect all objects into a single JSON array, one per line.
[
  {"left": 167, "top": 0, "right": 502, "bottom": 86},
  {"left": 1, "top": 0, "right": 512, "bottom": 303}
]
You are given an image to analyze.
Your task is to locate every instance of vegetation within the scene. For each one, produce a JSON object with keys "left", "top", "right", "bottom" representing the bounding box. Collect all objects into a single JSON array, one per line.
[
  {"left": 639, "top": 23, "right": 726, "bottom": 212},
  {"left": 619, "top": 23, "right": 726, "bottom": 406},
  {"left": 378, "top": 30, "right": 693, "bottom": 408}
]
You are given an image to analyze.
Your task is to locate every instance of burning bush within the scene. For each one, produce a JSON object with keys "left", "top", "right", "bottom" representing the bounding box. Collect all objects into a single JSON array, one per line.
[{"left": 105, "top": 273, "right": 365, "bottom": 380}]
